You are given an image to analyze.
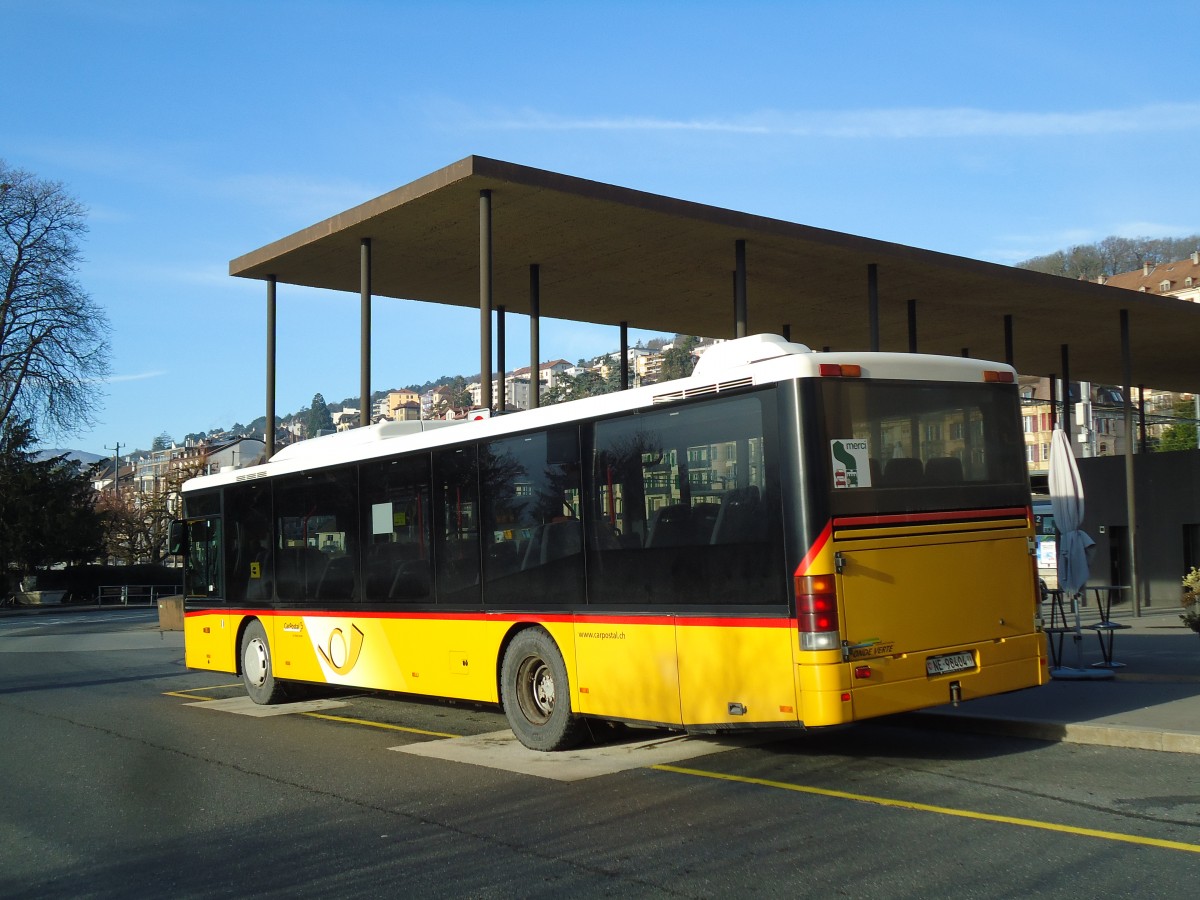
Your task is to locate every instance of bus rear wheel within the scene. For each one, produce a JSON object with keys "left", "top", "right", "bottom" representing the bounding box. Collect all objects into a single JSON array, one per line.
[
  {"left": 501, "top": 628, "right": 585, "bottom": 751},
  {"left": 240, "top": 619, "right": 287, "bottom": 705}
]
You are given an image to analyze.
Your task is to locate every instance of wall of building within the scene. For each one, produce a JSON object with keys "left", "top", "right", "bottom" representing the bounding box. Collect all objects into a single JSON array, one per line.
[{"left": 1078, "top": 449, "right": 1200, "bottom": 609}]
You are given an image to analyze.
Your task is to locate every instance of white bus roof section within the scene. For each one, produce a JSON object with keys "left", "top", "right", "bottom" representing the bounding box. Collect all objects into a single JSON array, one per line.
[{"left": 230, "top": 155, "right": 1200, "bottom": 393}]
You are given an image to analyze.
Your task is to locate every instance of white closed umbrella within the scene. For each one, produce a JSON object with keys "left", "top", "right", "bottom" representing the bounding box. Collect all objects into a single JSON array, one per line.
[
  {"left": 1047, "top": 426, "right": 1105, "bottom": 678},
  {"left": 1048, "top": 426, "right": 1093, "bottom": 596}
]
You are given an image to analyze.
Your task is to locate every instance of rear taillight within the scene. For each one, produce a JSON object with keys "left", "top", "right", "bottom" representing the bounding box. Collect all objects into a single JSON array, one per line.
[{"left": 796, "top": 573, "right": 840, "bottom": 651}]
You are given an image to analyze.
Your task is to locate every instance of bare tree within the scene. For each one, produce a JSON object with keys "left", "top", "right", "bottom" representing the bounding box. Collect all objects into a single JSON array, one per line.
[{"left": 1, "top": 161, "right": 110, "bottom": 438}]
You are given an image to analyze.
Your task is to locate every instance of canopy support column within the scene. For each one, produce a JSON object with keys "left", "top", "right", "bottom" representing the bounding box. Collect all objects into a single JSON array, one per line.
[
  {"left": 1138, "top": 384, "right": 1147, "bottom": 454},
  {"left": 907, "top": 299, "right": 918, "bottom": 352},
  {"left": 781, "top": 324, "right": 791, "bottom": 342},
  {"left": 360, "top": 238, "right": 372, "bottom": 428},
  {"left": 1121, "top": 310, "right": 1140, "bottom": 616},
  {"left": 1004, "top": 314, "right": 1014, "bottom": 367},
  {"left": 620, "top": 321, "right": 629, "bottom": 390},
  {"left": 1049, "top": 373, "right": 1058, "bottom": 432},
  {"left": 529, "top": 264, "right": 540, "bottom": 410},
  {"left": 480, "top": 190, "right": 493, "bottom": 411},
  {"left": 497, "top": 305, "right": 506, "bottom": 411},
  {"left": 266, "top": 275, "right": 276, "bottom": 459},
  {"left": 734, "top": 240, "right": 747, "bottom": 338},
  {"left": 868, "top": 263, "right": 880, "bottom": 352},
  {"left": 1061, "top": 344, "right": 1071, "bottom": 444}
]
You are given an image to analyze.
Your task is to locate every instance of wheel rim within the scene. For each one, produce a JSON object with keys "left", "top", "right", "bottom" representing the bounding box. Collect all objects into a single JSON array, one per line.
[
  {"left": 516, "top": 655, "right": 555, "bottom": 724},
  {"left": 244, "top": 637, "right": 269, "bottom": 688}
]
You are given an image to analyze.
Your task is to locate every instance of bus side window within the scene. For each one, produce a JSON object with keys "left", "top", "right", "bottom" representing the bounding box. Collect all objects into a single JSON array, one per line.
[
  {"left": 224, "top": 482, "right": 272, "bottom": 604},
  {"left": 433, "top": 445, "right": 481, "bottom": 605},
  {"left": 480, "top": 427, "right": 584, "bottom": 610},
  {"left": 185, "top": 517, "right": 223, "bottom": 599},
  {"left": 361, "top": 454, "right": 433, "bottom": 604},
  {"left": 273, "top": 468, "right": 359, "bottom": 604},
  {"left": 588, "top": 393, "right": 783, "bottom": 608}
]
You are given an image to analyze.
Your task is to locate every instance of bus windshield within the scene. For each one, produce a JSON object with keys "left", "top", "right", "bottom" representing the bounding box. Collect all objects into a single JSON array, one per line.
[{"left": 815, "top": 378, "right": 1028, "bottom": 516}]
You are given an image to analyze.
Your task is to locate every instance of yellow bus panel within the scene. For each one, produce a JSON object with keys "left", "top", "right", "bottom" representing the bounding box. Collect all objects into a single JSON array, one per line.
[
  {"left": 572, "top": 617, "right": 682, "bottom": 725},
  {"left": 184, "top": 612, "right": 240, "bottom": 673},
  {"left": 676, "top": 619, "right": 798, "bottom": 726}
]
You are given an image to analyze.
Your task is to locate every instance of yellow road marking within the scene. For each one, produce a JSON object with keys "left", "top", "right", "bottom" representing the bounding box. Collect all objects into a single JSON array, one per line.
[
  {"left": 301, "top": 712, "right": 460, "bottom": 738},
  {"left": 162, "top": 683, "right": 243, "bottom": 700},
  {"left": 653, "top": 764, "right": 1200, "bottom": 855}
]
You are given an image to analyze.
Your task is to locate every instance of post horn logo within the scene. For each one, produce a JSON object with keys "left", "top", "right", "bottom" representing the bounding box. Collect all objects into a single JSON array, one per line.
[{"left": 317, "top": 624, "right": 365, "bottom": 675}]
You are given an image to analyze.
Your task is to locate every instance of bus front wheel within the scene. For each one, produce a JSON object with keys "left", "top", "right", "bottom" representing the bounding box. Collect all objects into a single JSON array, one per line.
[
  {"left": 501, "top": 628, "right": 585, "bottom": 751},
  {"left": 240, "top": 619, "right": 287, "bottom": 705}
]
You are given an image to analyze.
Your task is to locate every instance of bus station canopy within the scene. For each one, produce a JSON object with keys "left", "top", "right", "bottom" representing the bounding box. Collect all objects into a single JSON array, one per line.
[{"left": 230, "top": 155, "right": 1200, "bottom": 393}]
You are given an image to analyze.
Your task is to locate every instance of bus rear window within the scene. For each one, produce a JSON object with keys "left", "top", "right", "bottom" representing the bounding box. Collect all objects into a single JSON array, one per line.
[{"left": 815, "top": 379, "right": 1028, "bottom": 515}]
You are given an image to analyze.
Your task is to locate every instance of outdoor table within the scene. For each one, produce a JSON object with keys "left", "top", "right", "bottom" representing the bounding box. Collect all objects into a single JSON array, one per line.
[
  {"left": 1085, "top": 585, "right": 1130, "bottom": 669},
  {"left": 1042, "top": 588, "right": 1074, "bottom": 669}
]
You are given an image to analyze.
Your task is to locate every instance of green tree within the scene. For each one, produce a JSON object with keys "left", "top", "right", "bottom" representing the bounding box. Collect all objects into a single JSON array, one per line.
[
  {"left": 0, "top": 420, "right": 103, "bottom": 591},
  {"left": 305, "top": 392, "right": 335, "bottom": 437},
  {"left": 660, "top": 335, "right": 699, "bottom": 381},
  {"left": 441, "top": 376, "right": 471, "bottom": 410},
  {"left": 544, "top": 370, "right": 611, "bottom": 405},
  {"left": 151, "top": 431, "right": 173, "bottom": 451},
  {"left": 1157, "top": 398, "right": 1198, "bottom": 452},
  {"left": 1, "top": 161, "right": 111, "bottom": 437}
]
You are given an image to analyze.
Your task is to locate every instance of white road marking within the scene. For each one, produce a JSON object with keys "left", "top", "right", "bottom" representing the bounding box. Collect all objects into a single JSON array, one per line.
[
  {"left": 186, "top": 696, "right": 349, "bottom": 716},
  {"left": 392, "top": 729, "right": 759, "bottom": 781}
]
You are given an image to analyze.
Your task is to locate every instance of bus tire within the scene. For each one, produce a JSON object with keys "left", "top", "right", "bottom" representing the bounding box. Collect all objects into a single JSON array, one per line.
[
  {"left": 240, "top": 619, "right": 287, "bottom": 705},
  {"left": 500, "top": 627, "right": 585, "bottom": 751}
]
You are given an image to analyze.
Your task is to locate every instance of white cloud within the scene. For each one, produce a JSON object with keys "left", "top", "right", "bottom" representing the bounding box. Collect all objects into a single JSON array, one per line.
[
  {"left": 477, "top": 103, "right": 1200, "bottom": 140},
  {"left": 103, "top": 370, "right": 167, "bottom": 384}
]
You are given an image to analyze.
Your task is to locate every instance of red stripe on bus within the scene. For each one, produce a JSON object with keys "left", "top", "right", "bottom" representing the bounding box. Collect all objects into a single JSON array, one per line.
[
  {"left": 183, "top": 608, "right": 793, "bottom": 628},
  {"left": 833, "top": 506, "right": 1029, "bottom": 528},
  {"left": 794, "top": 520, "right": 833, "bottom": 576}
]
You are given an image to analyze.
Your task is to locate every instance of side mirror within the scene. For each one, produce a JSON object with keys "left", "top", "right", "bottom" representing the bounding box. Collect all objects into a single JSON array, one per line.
[{"left": 167, "top": 520, "right": 187, "bottom": 556}]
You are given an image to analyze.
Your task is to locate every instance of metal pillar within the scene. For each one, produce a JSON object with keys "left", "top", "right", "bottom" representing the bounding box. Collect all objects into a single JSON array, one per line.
[
  {"left": 619, "top": 321, "right": 629, "bottom": 390},
  {"left": 1121, "top": 310, "right": 1140, "bottom": 616},
  {"left": 1004, "top": 314, "right": 1014, "bottom": 367},
  {"left": 529, "top": 264, "right": 540, "bottom": 410},
  {"left": 1061, "top": 344, "right": 1071, "bottom": 444},
  {"left": 360, "top": 238, "right": 372, "bottom": 428},
  {"left": 907, "top": 299, "right": 918, "bottom": 352},
  {"left": 497, "top": 305, "right": 506, "bottom": 411},
  {"left": 867, "top": 263, "right": 880, "bottom": 352},
  {"left": 1138, "top": 384, "right": 1147, "bottom": 454},
  {"left": 266, "top": 275, "right": 277, "bottom": 459},
  {"left": 734, "top": 240, "right": 747, "bottom": 338},
  {"left": 1049, "top": 373, "right": 1058, "bottom": 432},
  {"left": 480, "top": 190, "right": 493, "bottom": 411},
  {"left": 781, "top": 324, "right": 791, "bottom": 342}
]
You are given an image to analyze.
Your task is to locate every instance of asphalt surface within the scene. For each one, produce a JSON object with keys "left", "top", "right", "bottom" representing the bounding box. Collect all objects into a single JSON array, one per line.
[{"left": 4, "top": 597, "right": 1199, "bottom": 755}]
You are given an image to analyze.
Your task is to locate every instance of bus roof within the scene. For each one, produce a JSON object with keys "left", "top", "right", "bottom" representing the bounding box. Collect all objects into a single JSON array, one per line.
[{"left": 181, "top": 334, "right": 1015, "bottom": 494}]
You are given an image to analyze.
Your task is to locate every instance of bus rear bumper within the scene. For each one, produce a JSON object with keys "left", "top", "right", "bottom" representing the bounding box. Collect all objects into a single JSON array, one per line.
[{"left": 798, "top": 633, "right": 1048, "bottom": 726}]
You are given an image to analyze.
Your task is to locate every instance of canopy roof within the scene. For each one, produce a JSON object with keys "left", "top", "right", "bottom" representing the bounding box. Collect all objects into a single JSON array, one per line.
[{"left": 231, "top": 155, "right": 1199, "bottom": 392}]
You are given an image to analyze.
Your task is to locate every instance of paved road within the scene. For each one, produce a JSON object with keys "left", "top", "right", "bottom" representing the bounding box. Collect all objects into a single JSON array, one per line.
[{"left": 1, "top": 610, "right": 1197, "bottom": 898}]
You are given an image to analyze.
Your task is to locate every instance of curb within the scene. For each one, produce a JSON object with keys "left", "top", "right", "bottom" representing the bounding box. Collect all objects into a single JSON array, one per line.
[{"left": 908, "top": 711, "right": 1200, "bottom": 756}]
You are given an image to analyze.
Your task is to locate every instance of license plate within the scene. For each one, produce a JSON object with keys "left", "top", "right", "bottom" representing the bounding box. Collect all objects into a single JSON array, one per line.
[{"left": 926, "top": 651, "right": 975, "bottom": 676}]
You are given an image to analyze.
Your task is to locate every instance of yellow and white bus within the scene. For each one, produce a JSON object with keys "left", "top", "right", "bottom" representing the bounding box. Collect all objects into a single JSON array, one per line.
[{"left": 176, "top": 334, "right": 1047, "bottom": 750}]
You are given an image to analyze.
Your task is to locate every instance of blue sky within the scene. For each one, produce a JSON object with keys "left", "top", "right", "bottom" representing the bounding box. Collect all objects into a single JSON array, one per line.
[{"left": 4, "top": 0, "right": 1196, "bottom": 456}]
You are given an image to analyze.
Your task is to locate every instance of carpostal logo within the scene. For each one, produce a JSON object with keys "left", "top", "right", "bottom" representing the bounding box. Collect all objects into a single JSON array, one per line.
[{"left": 313, "top": 623, "right": 366, "bottom": 675}]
